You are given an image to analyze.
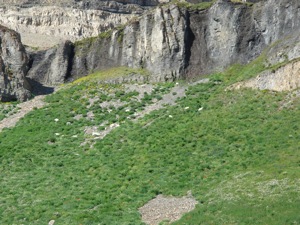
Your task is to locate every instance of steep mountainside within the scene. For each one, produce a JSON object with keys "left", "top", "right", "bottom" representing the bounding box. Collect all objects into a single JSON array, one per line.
[
  {"left": 28, "top": 0, "right": 300, "bottom": 85},
  {"left": 1, "top": 0, "right": 300, "bottom": 95}
]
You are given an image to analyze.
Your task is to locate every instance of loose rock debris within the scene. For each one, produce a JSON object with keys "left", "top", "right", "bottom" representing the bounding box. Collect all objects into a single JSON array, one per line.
[{"left": 139, "top": 194, "right": 198, "bottom": 225}]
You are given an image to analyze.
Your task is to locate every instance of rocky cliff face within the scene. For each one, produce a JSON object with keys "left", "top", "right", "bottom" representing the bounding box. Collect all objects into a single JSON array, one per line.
[
  {"left": 186, "top": 0, "right": 300, "bottom": 77},
  {"left": 0, "top": 0, "right": 169, "bottom": 48},
  {"left": 27, "top": 41, "right": 74, "bottom": 85},
  {"left": 72, "top": 5, "right": 187, "bottom": 81},
  {"left": 0, "top": 25, "right": 31, "bottom": 102},
  {"left": 69, "top": 0, "right": 300, "bottom": 81},
  {"left": 0, "top": 5, "right": 136, "bottom": 48},
  {"left": 229, "top": 30, "right": 300, "bottom": 92},
  {"left": 0, "top": 0, "right": 160, "bottom": 8},
  {"left": 1, "top": 0, "right": 299, "bottom": 99}
]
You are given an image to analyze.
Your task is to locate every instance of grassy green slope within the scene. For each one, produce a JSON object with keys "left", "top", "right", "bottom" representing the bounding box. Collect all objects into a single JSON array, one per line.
[
  {"left": 0, "top": 63, "right": 299, "bottom": 224},
  {"left": 0, "top": 102, "right": 19, "bottom": 121}
]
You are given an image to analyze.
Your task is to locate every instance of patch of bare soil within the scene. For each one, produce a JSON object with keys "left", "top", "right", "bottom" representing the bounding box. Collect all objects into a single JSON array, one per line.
[
  {"left": 139, "top": 194, "right": 198, "bottom": 225},
  {"left": 0, "top": 95, "right": 46, "bottom": 131}
]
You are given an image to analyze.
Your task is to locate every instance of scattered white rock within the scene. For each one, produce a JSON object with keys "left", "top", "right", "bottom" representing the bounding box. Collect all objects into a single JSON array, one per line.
[
  {"left": 48, "top": 220, "right": 55, "bottom": 225},
  {"left": 74, "top": 114, "right": 83, "bottom": 120},
  {"left": 54, "top": 118, "right": 59, "bottom": 122},
  {"left": 139, "top": 194, "right": 198, "bottom": 225},
  {"left": 87, "top": 111, "right": 94, "bottom": 120},
  {"left": 92, "top": 132, "right": 101, "bottom": 136},
  {"left": 109, "top": 123, "right": 120, "bottom": 128},
  {"left": 184, "top": 106, "right": 190, "bottom": 110},
  {"left": 72, "top": 135, "right": 78, "bottom": 138},
  {"left": 55, "top": 133, "right": 60, "bottom": 136},
  {"left": 169, "top": 115, "right": 173, "bottom": 118},
  {"left": 198, "top": 107, "right": 203, "bottom": 111}
]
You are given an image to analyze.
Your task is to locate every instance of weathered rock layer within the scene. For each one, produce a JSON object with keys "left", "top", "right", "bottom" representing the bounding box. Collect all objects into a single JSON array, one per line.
[
  {"left": 230, "top": 60, "right": 300, "bottom": 92},
  {"left": 69, "top": 0, "right": 300, "bottom": 82},
  {"left": 1, "top": 0, "right": 300, "bottom": 100},
  {"left": 0, "top": 0, "right": 167, "bottom": 48},
  {"left": 0, "top": 6, "right": 136, "bottom": 48},
  {"left": 0, "top": 25, "right": 31, "bottom": 102},
  {"left": 27, "top": 41, "right": 74, "bottom": 85},
  {"left": 71, "top": 5, "right": 187, "bottom": 82}
]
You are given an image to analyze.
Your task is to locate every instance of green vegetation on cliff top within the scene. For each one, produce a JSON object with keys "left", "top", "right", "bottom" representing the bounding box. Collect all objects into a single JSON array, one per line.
[{"left": 0, "top": 58, "right": 299, "bottom": 224}]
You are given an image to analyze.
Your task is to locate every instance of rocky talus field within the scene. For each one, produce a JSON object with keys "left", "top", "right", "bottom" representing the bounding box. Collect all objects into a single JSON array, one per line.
[{"left": 0, "top": 0, "right": 300, "bottom": 224}]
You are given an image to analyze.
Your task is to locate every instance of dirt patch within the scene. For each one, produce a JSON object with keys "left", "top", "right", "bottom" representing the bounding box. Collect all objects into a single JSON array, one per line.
[
  {"left": 139, "top": 194, "right": 198, "bottom": 225},
  {"left": 0, "top": 95, "right": 46, "bottom": 132}
]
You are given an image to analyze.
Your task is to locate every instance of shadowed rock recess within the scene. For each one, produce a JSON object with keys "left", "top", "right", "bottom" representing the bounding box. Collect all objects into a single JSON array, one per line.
[{"left": 0, "top": 0, "right": 300, "bottom": 101}]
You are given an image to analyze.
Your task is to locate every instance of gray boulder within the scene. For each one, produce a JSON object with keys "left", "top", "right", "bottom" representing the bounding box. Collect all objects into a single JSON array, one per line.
[
  {"left": 0, "top": 25, "right": 31, "bottom": 102},
  {"left": 27, "top": 41, "right": 74, "bottom": 86}
]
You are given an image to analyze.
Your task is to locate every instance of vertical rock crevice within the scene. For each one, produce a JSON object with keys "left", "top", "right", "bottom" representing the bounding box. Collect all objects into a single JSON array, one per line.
[{"left": 183, "top": 10, "right": 195, "bottom": 79}]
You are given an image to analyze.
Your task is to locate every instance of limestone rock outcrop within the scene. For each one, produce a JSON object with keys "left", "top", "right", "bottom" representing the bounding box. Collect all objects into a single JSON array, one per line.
[
  {"left": 27, "top": 41, "right": 74, "bottom": 85},
  {"left": 72, "top": 5, "right": 187, "bottom": 81},
  {"left": 0, "top": 25, "right": 31, "bottom": 102},
  {"left": 0, "top": 0, "right": 166, "bottom": 48},
  {"left": 0, "top": 6, "right": 136, "bottom": 48},
  {"left": 3, "top": 0, "right": 299, "bottom": 91},
  {"left": 70, "top": 0, "right": 300, "bottom": 81},
  {"left": 265, "top": 32, "right": 300, "bottom": 67},
  {"left": 230, "top": 60, "right": 300, "bottom": 92},
  {"left": 186, "top": 0, "right": 300, "bottom": 77}
]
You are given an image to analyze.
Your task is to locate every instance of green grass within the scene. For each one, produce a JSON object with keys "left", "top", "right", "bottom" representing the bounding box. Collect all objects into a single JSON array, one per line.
[
  {"left": 172, "top": 0, "right": 216, "bottom": 11},
  {"left": 74, "top": 30, "right": 113, "bottom": 47},
  {"left": 230, "top": 0, "right": 254, "bottom": 7},
  {"left": 70, "top": 67, "right": 150, "bottom": 85},
  {"left": 0, "top": 59, "right": 299, "bottom": 224},
  {"left": 0, "top": 102, "right": 19, "bottom": 121}
]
